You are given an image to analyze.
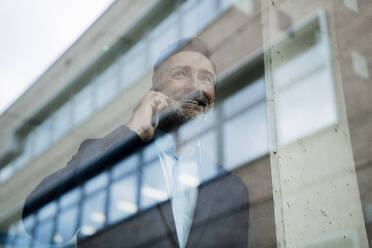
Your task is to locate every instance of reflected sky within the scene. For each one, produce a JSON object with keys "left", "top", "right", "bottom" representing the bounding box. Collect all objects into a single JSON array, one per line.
[{"left": 0, "top": 0, "right": 114, "bottom": 114}]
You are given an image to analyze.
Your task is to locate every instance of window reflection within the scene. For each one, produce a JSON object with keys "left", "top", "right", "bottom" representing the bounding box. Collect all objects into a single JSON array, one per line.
[
  {"left": 34, "top": 219, "right": 54, "bottom": 244},
  {"left": 222, "top": 77, "right": 265, "bottom": 119},
  {"left": 0, "top": 163, "right": 15, "bottom": 183},
  {"left": 141, "top": 161, "right": 169, "bottom": 209},
  {"left": 223, "top": 101, "right": 268, "bottom": 169},
  {"left": 181, "top": 0, "right": 198, "bottom": 38},
  {"left": 80, "top": 191, "right": 106, "bottom": 237},
  {"left": 59, "top": 187, "right": 81, "bottom": 209},
  {"left": 72, "top": 85, "right": 94, "bottom": 127},
  {"left": 111, "top": 154, "right": 139, "bottom": 180},
  {"left": 198, "top": 130, "right": 219, "bottom": 182},
  {"left": 37, "top": 201, "right": 57, "bottom": 221},
  {"left": 273, "top": 28, "right": 338, "bottom": 145},
  {"left": 149, "top": 13, "right": 179, "bottom": 66},
  {"left": 93, "top": 64, "right": 120, "bottom": 109},
  {"left": 109, "top": 175, "right": 138, "bottom": 223},
  {"left": 84, "top": 172, "right": 109, "bottom": 195},
  {"left": 197, "top": 0, "right": 218, "bottom": 32},
  {"left": 33, "top": 119, "right": 52, "bottom": 156},
  {"left": 121, "top": 41, "right": 147, "bottom": 88},
  {"left": 51, "top": 102, "right": 73, "bottom": 143},
  {"left": 54, "top": 206, "right": 78, "bottom": 244},
  {"left": 179, "top": 108, "right": 216, "bottom": 142}
]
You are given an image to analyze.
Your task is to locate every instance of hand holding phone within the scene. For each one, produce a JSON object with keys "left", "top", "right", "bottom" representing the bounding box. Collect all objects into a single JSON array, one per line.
[{"left": 126, "top": 90, "right": 171, "bottom": 141}]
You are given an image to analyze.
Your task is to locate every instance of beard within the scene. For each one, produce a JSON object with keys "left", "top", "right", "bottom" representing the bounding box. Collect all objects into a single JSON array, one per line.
[{"left": 157, "top": 90, "right": 210, "bottom": 132}]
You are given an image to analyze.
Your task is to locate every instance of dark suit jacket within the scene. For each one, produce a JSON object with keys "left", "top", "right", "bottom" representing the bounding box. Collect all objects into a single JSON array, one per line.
[{"left": 22, "top": 125, "right": 249, "bottom": 248}]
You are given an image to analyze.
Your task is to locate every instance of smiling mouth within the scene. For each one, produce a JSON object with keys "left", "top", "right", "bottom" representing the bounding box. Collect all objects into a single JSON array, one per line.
[{"left": 182, "top": 97, "right": 209, "bottom": 107}]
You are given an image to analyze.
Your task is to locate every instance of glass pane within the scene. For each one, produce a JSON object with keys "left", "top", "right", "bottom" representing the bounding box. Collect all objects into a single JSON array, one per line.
[
  {"left": 80, "top": 191, "right": 106, "bottom": 237},
  {"left": 0, "top": 164, "right": 15, "bottom": 183},
  {"left": 199, "top": 130, "right": 219, "bottom": 182},
  {"left": 37, "top": 201, "right": 57, "bottom": 221},
  {"left": 197, "top": 0, "right": 218, "bottom": 32},
  {"left": 141, "top": 161, "right": 169, "bottom": 209},
  {"left": 72, "top": 85, "right": 94, "bottom": 127},
  {"left": 220, "top": 0, "right": 240, "bottom": 11},
  {"left": 276, "top": 68, "right": 337, "bottom": 145},
  {"left": 59, "top": 187, "right": 81, "bottom": 209},
  {"left": 109, "top": 174, "right": 138, "bottom": 223},
  {"left": 223, "top": 102, "right": 269, "bottom": 169},
  {"left": 122, "top": 41, "right": 147, "bottom": 88},
  {"left": 181, "top": 1, "right": 198, "bottom": 38},
  {"left": 93, "top": 64, "right": 120, "bottom": 109},
  {"left": 34, "top": 219, "right": 54, "bottom": 244},
  {"left": 84, "top": 172, "right": 109, "bottom": 195},
  {"left": 23, "top": 215, "right": 35, "bottom": 234},
  {"left": 12, "top": 155, "right": 28, "bottom": 172},
  {"left": 143, "top": 142, "right": 159, "bottom": 163},
  {"left": 51, "top": 101, "right": 73, "bottom": 142},
  {"left": 24, "top": 131, "right": 35, "bottom": 159},
  {"left": 33, "top": 119, "right": 52, "bottom": 156},
  {"left": 179, "top": 108, "right": 216, "bottom": 142},
  {"left": 112, "top": 154, "right": 139, "bottom": 180},
  {"left": 149, "top": 14, "right": 179, "bottom": 66},
  {"left": 222, "top": 77, "right": 265, "bottom": 118},
  {"left": 54, "top": 205, "right": 78, "bottom": 245},
  {"left": 273, "top": 42, "right": 325, "bottom": 89}
]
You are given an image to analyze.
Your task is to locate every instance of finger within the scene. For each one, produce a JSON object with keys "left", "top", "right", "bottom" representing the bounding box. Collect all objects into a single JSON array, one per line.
[
  {"left": 154, "top": 101, "right": 168, "bottom": 112},
  {"left": 152, "top": 91, "right": 173, "bottom": 104}
]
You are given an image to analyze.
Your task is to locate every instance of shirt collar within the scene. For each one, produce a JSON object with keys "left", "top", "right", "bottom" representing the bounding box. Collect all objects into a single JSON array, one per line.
[{"left": 154, "top": 130, "right": 201, "bottom": 160}]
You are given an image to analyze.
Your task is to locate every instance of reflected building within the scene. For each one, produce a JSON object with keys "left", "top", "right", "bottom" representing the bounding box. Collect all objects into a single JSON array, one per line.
[{"left": 0, "top": 0, "right": 371, "bottom": 247}]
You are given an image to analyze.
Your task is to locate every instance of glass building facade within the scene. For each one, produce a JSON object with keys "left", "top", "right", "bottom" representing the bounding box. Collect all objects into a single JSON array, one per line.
[{"left": 1, "top": 0, "right": 371, "bottom": 247}]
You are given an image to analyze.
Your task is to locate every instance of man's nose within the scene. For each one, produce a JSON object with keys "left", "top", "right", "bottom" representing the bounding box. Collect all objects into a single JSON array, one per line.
[{"left": 187, "top": 72, "right": 200, "bottom": 89}]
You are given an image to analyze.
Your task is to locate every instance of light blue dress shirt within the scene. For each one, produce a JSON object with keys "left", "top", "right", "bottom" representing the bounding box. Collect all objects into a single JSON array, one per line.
[{"left": 155, "top": 134, "right": 201, "bottom": 248}]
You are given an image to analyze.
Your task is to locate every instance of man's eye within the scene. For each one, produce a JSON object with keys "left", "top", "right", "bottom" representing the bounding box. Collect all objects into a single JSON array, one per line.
[
  {"left": 173, "top": 71, "right": 186, "bottom": 78},
  {"left": 201, "top": 77, "right": 213, "bottom": 85}
]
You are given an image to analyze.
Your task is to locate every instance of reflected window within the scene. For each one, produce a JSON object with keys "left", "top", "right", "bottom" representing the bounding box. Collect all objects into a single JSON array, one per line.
[
  {"left": 223, "top": 102, "right": 268, "bottom": 169},
  {"left": 84, "top": 172, "right": 109, "bottom": 195},
  {"left": 13, "top": 154, "right": 28, "bottom": 172},
  {"left": 23, "top": 214, "right": 35, "bottom": 235},
  {"left": 59, "top": 187, "right": 81, "bottom": 209},
  {"left": 112, "top": 154, "right": 139, "bottom": 180},
  {"left": 24, "top": 131, "right": 35, "bottom": 159},
  {"left": 72, "top": 85, "right": 94, "bottom": 127},
  {"left": 80, "top": 191, "right": 107, "bottom": 237},
  {"left": 141, "top": 161, "right": 169, "bottom": 209},
  {"left": 121, "top": 41, "right": 148, "bottom": 88},
  {"left": 54, "top": 205, "right": 78, "bottom": 244},
  {"left": 222, "top": 77, "right": 265, "bottom": 118},
  {"left": 220, "top": 0, "right": 240, "bottom": 11},
  {"left": 33, "top": 119, "right": 53, "bottom": 156},
  {"left": 149, "top": 13, "right": 179, "bottom": 66},
  {"left": 179, "top": 108, "right": 216, "bottom": 142},
  {"left": 93, "top": 64, "right": 120, "bottom": 109},
  {"left": 51, "top": 101, "right": 73, "bottom": 142},
  {"left": 143, "top": 142, "right": 159, "bottom": 163},
  {"left": 0, "top": 163, "right": 15, "bottom": 183},
  {"left": 34, "top": 219, "right": 54, "bottom": 244},
  {"left": 198, "top": 130, "right": 219, "bottom": 181},
  {"left": 273, "top": 27, "right": 338, "bottom": 145},
  {"left": 109, "top": 174, "right": 138, "bottom": 223},
  {"left": 197, "top": 0, "right": 218, "bottom": 32},
  {"left": 37, "top": 201, "right": 57, "bottom": 221},
  {"left": 181, "top": 0, "right": 198, "bottom": 38}
]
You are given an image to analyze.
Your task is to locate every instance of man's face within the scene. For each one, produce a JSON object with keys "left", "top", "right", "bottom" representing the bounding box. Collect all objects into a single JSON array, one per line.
[{"left": 154, "top": 51, "right": 216, "bottom": 122}]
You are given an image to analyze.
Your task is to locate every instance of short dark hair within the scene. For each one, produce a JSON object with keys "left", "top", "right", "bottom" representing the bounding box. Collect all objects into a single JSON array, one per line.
[
  {"left": 154, "top": 37, "right": 215, "bottom": 71},
  {"left": 152, "top": 38, "right": 217, "bottom": 88}
]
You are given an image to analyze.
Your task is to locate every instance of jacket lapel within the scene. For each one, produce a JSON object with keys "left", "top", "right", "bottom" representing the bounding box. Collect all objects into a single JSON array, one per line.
[
  {"left": 185, "top": 180, "right": 217, "bottom": 248},
  {"left": 157, "top": 180, "right": 216, "bottom": 248}
]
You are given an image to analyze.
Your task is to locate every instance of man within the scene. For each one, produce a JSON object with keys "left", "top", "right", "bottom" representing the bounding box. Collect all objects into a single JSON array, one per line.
[{"left": 23, "top": 38, "right": 249, "bottom": 247}]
